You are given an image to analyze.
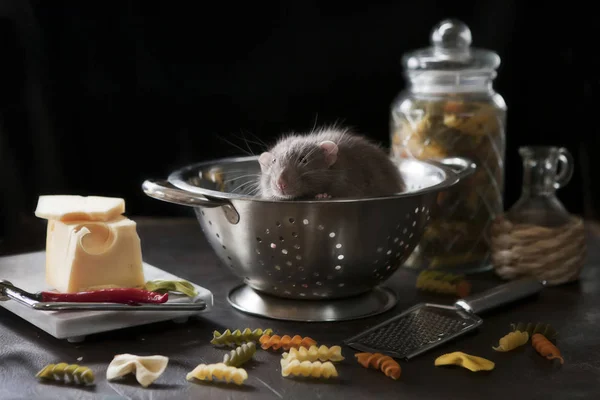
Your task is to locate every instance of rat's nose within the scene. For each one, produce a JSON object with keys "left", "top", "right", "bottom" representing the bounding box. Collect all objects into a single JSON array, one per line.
[{"left": 276, "top": 177, "right": 287, "bottom": 192}]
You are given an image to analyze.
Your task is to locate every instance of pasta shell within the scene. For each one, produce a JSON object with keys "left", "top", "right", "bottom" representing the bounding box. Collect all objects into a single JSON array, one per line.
[
  {"left": 434, "top": 352, "right": 495, "bottom": 372},
  {"left": 106, "top": 354, "right": 169, "bottom": 387}
]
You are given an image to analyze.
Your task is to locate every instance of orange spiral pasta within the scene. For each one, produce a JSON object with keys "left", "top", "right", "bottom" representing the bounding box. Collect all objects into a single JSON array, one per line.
[
  {"left": 259, "top": 334, "right": 317, "bottom": 351},
  {"left": 355, "top": 352, "right": 401, "bottom": 380},
  {"left": 531, "top": 333, "right": 564, "bottom": 364}
]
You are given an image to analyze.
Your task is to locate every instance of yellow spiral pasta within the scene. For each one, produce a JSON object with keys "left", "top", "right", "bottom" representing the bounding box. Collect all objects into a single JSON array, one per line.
[
  {"left": 279, "top": 358, "right": 338, "bottom": 379},
  {"left": 186, "top": 363, "right": 248, "bottom": 385},
  {"left": 492, "top": 331, "right": 529, "bottom": 352},
  {"left": 416, "top": 270, "right": 471, "bottom": 298},
  {"left": 259, "top": 334, "right": 317, "bottom": 351},
  {"left": 282, "top": 345, "right": 344, "bottom": 362}
]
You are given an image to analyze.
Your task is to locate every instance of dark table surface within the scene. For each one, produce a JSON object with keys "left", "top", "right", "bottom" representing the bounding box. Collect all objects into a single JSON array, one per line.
[{"left": 1, "top": 217, "right": 599, "bottom": 400}]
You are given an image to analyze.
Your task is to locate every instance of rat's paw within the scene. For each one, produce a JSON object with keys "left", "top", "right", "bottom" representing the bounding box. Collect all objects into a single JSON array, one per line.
[{"left": 315, "top": 193, "right": 332, "bottom": 200}]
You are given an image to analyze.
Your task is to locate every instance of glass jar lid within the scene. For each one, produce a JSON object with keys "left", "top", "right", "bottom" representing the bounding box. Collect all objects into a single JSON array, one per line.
[{"left": 402, "top": 19, "right": 500, "bottom": 72}]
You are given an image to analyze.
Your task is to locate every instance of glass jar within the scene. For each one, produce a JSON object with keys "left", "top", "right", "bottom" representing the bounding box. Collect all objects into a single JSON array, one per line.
[
  {"left": 390, "top": 19, "right": 506, "bottom": 273},
  {"left": 490, "top": 146, "right": 586, "bottom": 285}
]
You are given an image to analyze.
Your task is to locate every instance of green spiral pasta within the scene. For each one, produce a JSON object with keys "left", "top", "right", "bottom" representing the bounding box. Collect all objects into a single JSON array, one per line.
[
  {"left": 510, "top": 322, "right": 557, "bottom": 340},
  {"left": 144, "top": 279, "right": 198, "bottom": 297},
  {"left": 211, "top": 328, "right": 273, "bottom": 346},
  {"left": 36, "top": 363, "right": 95, "bottom": 385},
  {"left": 223, "top": 342, "right": 256, "bottom": 367}
]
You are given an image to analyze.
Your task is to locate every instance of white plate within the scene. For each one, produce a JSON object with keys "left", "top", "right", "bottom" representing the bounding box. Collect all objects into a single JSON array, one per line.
[{"left": 0, "top": 251, "right": 213, "bottom": 342}]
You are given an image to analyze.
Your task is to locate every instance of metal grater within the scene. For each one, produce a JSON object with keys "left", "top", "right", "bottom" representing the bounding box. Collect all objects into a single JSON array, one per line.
[{"left": 344, "top": 278, "right": 545, "bottom": 360}]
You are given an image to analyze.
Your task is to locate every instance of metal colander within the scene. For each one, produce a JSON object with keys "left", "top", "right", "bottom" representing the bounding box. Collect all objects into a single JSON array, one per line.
[{"left": 142, "top": 155, "right": 475, "bottom": 300}]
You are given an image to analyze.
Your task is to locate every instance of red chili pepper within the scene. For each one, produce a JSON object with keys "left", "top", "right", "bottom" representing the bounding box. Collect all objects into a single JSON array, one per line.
[{"left": 40, "top": 288, "right": 168, "bottom": 304}]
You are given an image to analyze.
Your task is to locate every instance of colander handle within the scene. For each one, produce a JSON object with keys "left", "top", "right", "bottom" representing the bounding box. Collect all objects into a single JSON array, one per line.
[
  {"left": 436, "top": 157, "right": 477, "bottom": 182},
  {"left": 142, "top": 179, "right": 240, "bottom": 224}
]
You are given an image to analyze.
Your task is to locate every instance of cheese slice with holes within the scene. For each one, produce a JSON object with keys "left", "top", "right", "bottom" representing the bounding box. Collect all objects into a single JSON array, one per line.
[
  {"left": 35, "top": 195, "right": 125, "bottom": 222},
  {"left": 45, "top": 216, "right": 145, "bottom": 293}
]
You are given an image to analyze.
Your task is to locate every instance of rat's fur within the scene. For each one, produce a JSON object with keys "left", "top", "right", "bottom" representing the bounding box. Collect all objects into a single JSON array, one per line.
[{"left": 258, "top": 126, "right": 406, "bottom": 200}]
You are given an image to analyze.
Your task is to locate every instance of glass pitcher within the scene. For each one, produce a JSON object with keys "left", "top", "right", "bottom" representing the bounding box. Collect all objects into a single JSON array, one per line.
[
  {"left": 391, "top": 19, "right": 507, "bottom": 273},
  {"left": 490, "top": 146, "right": 586, "bottom": 285}
]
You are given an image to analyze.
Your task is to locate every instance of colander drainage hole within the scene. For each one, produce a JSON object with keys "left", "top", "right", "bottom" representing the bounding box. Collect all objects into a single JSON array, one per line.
[
  {"left": 336, "top": 243, "right": 342, "bottom": 248},
  {"left": 256, "top": 237, "right": 262, "bottom": 243},
  {"left": 270, "top": 243, "right": 276, "bottom": 248},
  {"left": 201, "top": 211, "right": 205, "bottom": 216},
  {"left": 279, "top": 236, "right": 285, "bottom": 242},
  {"left": 386, "top": 250, "right": 392, "bottom": 255},
  {"left": 335, "top": 265, "right": 342, "bottom": 270},
  {"left": 256, "top": 249, "right": 261, "bottom": 255},
  {"left": 303, "top": 219, "right": 309, "bottom": 225},
  {"left": 275, "top": 265, "right": 281, "bottom": 270},
  {"left": 227, "top": 256, "right": 232, "bottom": 260},
  {"left": 289, "top": 218, "right": 295, "bottom": 224},
  {"left": 209, "top": 220, "right": 212, "bottom": 226},
  {"left": 338, "top": 283, "right": 345, "bottom": 287},
  {"left": 282, "top": 249, "right": 288, "bottom": 255},
  {"left": 294, "top": 244, "right": 301, "bottom": 250},
  {"left": 286, "top": 261, "right": 292, "bottom": 266},
  {"left": 276, "top": 221, "right": 281, "bottom": 227},
  {"left": 265, "top": 229, "right": 270, "bottom": 234},
  {"left": 296, "top": 255, "right": 302, "bottom": 260},
  {"left": 222, "top": 245, "right": 226, "bottom": 249},
  {"left": 292, "top": 232, "right": 298, "bottom": 238},
  {"left": 329, "top": 232, "right": 336, "bottom": 238},
  {"left": 415, "top": 207, "right": 419, "bottom": 213},
  {"left": 337, "top": 255, "right": 344, "bottom": 260},
  {"left": 216, "top": 233, "right": 220, "bottom": 238},
  {"left": 317, "top": 225, "right": 324, "bottom": 230}
]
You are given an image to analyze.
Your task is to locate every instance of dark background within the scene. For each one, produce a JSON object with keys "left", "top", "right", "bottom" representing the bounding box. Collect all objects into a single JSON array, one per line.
[{"left": 0, "top": 1, "right": 590, "bottom": 251}]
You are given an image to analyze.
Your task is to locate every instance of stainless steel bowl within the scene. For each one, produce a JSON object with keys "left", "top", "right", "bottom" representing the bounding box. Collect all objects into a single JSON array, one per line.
[{"left": 142, "top": 155, "right": 475, "bottom": 300}]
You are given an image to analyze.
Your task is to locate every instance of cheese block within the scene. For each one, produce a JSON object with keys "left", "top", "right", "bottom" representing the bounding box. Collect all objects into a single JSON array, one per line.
[
  {"left": 45, "top": 216, "right": 145, "bottom": 293},
  {"left": 35, "top": 195, "right": 125, "bottom": 222}
]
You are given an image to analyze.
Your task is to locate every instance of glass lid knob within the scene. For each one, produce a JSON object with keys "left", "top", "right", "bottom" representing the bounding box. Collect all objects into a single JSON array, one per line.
[{"left": 431, "top": 19, "right": 472, "bottom": 52}]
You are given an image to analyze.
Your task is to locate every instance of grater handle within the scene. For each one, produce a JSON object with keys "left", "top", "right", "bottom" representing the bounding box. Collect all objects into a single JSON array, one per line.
[{"left": 454, "top": 278, "right": 545, "bottom": 315}]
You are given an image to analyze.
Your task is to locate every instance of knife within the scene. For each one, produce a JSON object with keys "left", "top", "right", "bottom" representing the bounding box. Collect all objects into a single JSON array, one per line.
[{"left": 0, "top": 279, "right": 206, "bottom": 311}]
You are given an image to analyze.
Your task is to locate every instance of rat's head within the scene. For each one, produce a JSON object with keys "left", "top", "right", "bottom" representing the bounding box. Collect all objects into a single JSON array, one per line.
[{"left": 258, "top": 137, "right": 338, "bottom": 199}]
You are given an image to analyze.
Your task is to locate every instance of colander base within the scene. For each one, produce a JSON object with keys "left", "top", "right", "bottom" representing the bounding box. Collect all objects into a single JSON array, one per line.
[{"left": 227, "top": 284, "right": 397, "bottom": 322}]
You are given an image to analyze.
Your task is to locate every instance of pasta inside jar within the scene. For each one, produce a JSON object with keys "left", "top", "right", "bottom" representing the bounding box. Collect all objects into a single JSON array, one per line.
[{"left": 391, "top": 94, "right": 506, "bottom": 272}]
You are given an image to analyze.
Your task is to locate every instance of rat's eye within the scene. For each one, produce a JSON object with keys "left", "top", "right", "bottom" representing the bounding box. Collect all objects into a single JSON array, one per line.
[{"left": 272, "top": 158, "right": 276, "bottom": 164}]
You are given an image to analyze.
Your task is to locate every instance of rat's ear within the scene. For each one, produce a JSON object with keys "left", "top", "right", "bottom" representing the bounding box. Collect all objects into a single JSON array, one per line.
[
  {"left": 259, "top": 152, "right": 274, "bottom": 170},
  {"left": 319, "top": 141, "right": 338, "bottom": 166}
]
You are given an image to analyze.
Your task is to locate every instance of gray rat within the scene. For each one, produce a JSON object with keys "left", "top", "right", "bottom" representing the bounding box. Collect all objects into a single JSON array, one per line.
[{"left": 258, "top": 126, "right": 406, "bottom": 200}]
